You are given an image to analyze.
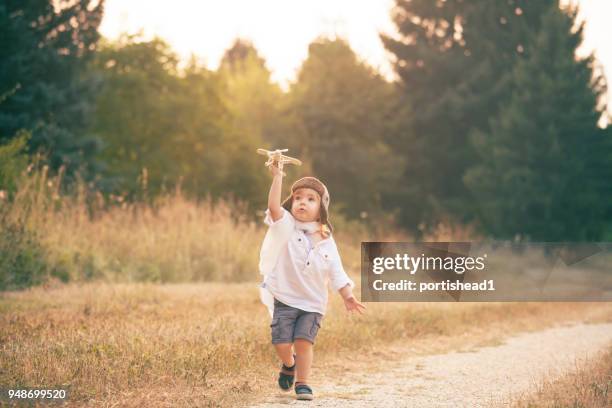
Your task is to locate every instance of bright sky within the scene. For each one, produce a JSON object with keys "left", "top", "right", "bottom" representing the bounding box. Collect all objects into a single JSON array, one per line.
[{"left": 99, "top": 0, "right": 611, "bottom": 117}]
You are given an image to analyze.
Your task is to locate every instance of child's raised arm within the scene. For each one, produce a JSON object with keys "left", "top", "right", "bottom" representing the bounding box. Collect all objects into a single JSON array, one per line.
[{"left": 267, "top": 162, "right": 284, "bottom": 222}]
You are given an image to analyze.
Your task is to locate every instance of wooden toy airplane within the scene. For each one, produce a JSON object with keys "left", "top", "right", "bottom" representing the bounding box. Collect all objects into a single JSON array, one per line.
[{"left": 257, "top": 148, "right": 302, "bottom": 176}]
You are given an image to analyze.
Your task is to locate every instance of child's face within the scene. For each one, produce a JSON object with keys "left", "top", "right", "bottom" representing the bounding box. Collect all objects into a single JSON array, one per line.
[{"left": 290, "top": 188, "right": 321, "bottom": 223}]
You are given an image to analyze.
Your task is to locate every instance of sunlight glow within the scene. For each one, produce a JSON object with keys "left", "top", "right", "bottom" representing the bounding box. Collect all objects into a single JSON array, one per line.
[
  {"left": 99, "top": 0, "right": 610, "bottom": 114},
  {"left": 99, "top": 0, "right": 396, "bottom": 87}
]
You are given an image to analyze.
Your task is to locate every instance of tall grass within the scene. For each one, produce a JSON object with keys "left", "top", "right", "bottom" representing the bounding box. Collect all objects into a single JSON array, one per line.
[
  {"left": 1, "top": 166, "right": 271, "bottom": 287},
  {"left": 513, "top": 345, "right": 612, "bottom": 407},
  {"left": 0, "top": 165, "right": 414, "bottom": 289}
]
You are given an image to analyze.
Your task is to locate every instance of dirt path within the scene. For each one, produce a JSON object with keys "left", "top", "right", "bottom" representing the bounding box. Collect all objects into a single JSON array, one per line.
[{"left": 250, "top": 322, "right": 612, "bottom": 407}]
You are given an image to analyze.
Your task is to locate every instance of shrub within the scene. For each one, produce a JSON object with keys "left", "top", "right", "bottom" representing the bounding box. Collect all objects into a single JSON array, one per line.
[{"left": 0, "top": 220, "right": 50, "bottom": 290}]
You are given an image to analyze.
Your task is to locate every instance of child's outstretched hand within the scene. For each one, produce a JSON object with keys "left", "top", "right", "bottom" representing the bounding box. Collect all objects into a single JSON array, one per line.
[{"left": 343, "top": 295, "right": 367, "bottom": 315}]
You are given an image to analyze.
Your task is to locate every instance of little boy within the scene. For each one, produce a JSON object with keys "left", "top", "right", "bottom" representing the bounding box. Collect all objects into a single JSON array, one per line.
[{"left": 258, "top": 162, "right": 366, "bottom": 401}]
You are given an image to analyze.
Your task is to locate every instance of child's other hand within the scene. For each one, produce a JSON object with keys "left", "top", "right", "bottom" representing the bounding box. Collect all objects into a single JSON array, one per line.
[{"left": 343, "top": 296, "right": 367, "bottom": 315}]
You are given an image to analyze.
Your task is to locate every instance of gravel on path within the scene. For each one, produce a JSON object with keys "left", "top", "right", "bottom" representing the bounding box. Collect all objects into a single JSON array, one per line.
[{"left": 249, "top": 322, "right": 612, "bottom": 408}]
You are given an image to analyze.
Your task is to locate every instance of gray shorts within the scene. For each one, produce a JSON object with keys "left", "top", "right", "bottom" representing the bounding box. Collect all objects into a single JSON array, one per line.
[{"left": 271, "top": 298, "right": 323, "bottom": 345}]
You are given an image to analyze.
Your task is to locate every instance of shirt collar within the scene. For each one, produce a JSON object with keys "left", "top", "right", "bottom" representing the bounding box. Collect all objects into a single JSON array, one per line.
[{"left": 294, "top": 219, "right": 321, "bottom": 234}]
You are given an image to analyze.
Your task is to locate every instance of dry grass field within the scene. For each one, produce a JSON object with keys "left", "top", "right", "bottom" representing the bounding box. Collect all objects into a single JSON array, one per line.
[{"left": 2, "top": 282, "right": 611, "bottom": 407}]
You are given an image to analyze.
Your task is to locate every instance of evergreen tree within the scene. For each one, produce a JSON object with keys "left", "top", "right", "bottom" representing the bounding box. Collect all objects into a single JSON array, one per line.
[
  {"left": 381, "top": 0, "right": 554, "bottom": 233},
  {"left": 0, "top": 0, "right": 105, "bottom": 180},
  {"left": 464, "top": 3, "right": 611, "bottom": 240}
]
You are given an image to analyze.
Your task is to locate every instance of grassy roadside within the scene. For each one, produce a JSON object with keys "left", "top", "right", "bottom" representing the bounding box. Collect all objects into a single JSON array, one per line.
[
  {"left": 513, "top": 345, "right": 612, "bottom": 408},
  {"left": 0, "top": 167, "right": 390, "bottom": 290},
  {"left": 1, "top": 282, "right": 611, "bottom": 407}
]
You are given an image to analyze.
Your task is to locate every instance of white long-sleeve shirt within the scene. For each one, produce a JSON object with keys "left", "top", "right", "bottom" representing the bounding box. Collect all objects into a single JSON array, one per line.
[{"left": 258, "top": 207, "right": 355, "bottom": 318}]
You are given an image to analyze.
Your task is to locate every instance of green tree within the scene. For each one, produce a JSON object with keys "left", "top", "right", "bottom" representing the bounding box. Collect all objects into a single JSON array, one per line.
[
  {"left": 0, "top": 0, "right": 105, "bottom": 180},
  {"left": 90, "top": 36, "right": 271, "bottom": 210},
  {"left": 90, "top": 36, "right": 232, "bottom": 199},
  {"left": 464, "top": 3, "right": 611, "bottom": 240},
  {"left": 219, "top": 39, "right": 279, "bottom": 140},
  {"left": 90, "top": 36, "right": 183, "bottom": 196},
  {"left": 382, "top": 0, "right": 555, "bottom": 233},
  {"left": 290, "top": 38, "right": 402, "bottom": 219},
  {"left": 217, "top": 39, "right": 290, "bottom": 209}
]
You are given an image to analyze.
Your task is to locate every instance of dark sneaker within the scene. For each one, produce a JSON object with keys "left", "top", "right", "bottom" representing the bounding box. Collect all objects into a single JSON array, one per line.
[
  {"left": 295, "top": 383, "right": 314, "bottom": 401},
  {"left": 278, "top": 354, "right": 296, "bottom": 391}
]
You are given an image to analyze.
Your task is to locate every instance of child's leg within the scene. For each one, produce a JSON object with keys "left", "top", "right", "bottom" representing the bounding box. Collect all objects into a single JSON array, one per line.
[
  {"left": 294, "top": 338, "right": 313, "bottom": 384},
  {"left": 274, "top": 343, "right": 295, "bottom": 367}
]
